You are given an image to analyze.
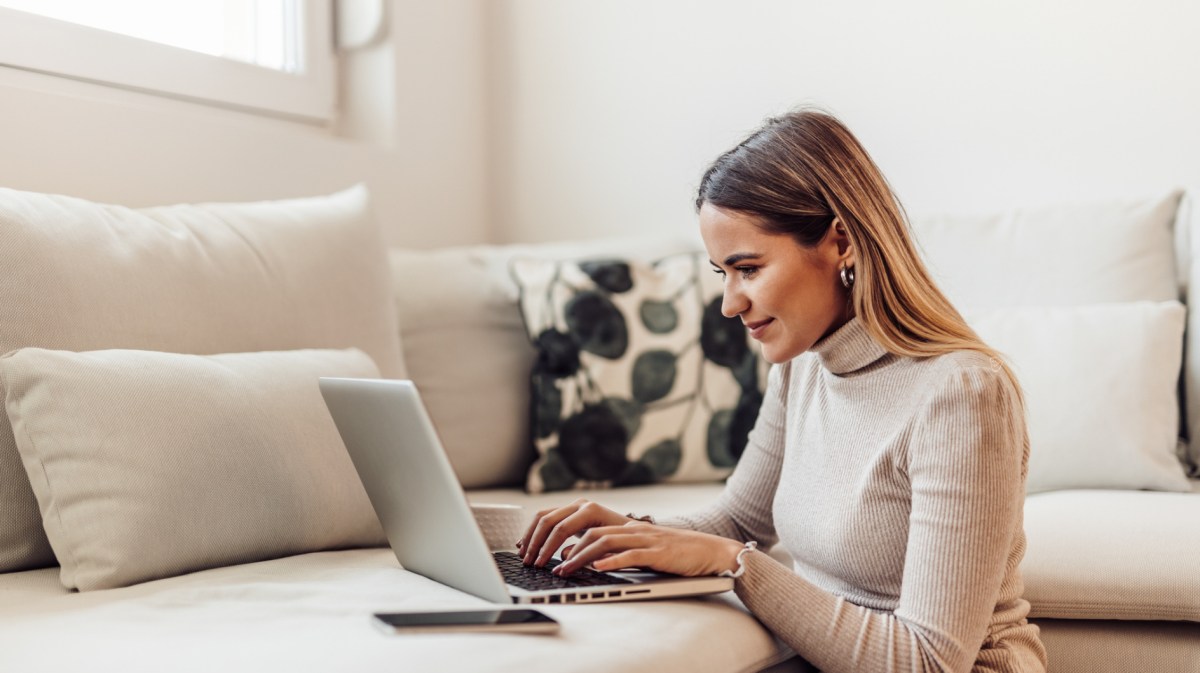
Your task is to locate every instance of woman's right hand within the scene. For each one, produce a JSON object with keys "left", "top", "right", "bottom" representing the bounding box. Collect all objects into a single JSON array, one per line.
[{"left": 517, "top": 498, "right": 632, "bottom": 567}]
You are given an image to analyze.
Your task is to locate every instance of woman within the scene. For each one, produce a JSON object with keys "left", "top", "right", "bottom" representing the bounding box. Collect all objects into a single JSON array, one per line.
[{"left": 517, "top": 109, "right": 1048, "bottom": 672}]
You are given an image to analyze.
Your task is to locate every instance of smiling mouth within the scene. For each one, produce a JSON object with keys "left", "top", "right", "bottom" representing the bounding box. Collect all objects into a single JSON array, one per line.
[{"left": 744, "top": 318, "right": 774, "bottom": 339}]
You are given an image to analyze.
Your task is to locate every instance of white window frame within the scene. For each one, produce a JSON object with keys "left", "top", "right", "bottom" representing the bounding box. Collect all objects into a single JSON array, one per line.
[{"left": 0, "top": 0, "right": 334, "bottom": 122}]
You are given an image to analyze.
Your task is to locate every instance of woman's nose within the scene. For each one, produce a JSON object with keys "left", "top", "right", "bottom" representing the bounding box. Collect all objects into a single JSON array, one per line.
[{"left": 721, "top": 288, "right": 748, "bottom": 318}]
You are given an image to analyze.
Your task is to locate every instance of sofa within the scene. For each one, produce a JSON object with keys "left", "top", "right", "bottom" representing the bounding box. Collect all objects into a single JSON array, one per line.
[{"left": 0, "top": 185, "right": 1197, "bottom": 673}]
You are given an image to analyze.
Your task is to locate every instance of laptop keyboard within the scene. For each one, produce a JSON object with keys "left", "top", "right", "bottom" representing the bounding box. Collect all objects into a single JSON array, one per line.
[{"left": 493, "top": 551, "right": 633, "bottom": 591}]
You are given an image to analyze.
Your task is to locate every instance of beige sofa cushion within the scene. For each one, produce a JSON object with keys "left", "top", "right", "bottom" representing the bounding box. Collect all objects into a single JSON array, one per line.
[
  {"left": 0, "top": 548, "right": 790, "bottom": 673},
  {"left": 912, "top": 190, "right": 1200, "bottom": 477},
  {"left": 389, "top": 234, "right": 703, "bottom": 489},
  {"left": 1, "top": 347, "right": 387, "bottom": 591},
  {"left": 967, "top": 301, "right": 1191, "bottom": 493},
  {"left": 912, "top": 191, "right": 1182, "bottom": 309},
  {"left": 1022, "top": 482, "right": 1200, "bottom": 621},
  {"left": 1033, "top": 619, "right": 1200, "bottom": 673},
  {"left": 0, "top": 185, "right": 404, "bottom": 573}
]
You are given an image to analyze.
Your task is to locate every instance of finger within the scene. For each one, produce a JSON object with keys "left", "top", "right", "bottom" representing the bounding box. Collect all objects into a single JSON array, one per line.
[
  {"left": 518, "top": 507, "right": 558, "bottom": 557},
  {"left": 555, "top": 530, "right": 638, "bottom": 575},
  {"left": 555, "top": 530, "right": 653, "bottom": 576},
  {"left": 591, "top": 549, "right": 652, "bottom": 573},
  {"left": 524, "top": 499, "right": 588, "bottom": 565},
  {"left": 523, "top": 507, "right": 571, "bottom": 565},
  {"left": 534, "top": 508, "right": 599, "bottom": 567},
  {"left": 562, "top": 544, "right": 617, "bottom": 563}
]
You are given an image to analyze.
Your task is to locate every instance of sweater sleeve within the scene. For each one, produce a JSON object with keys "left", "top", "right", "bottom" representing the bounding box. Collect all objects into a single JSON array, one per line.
[
  {"left": 656, "top": 361, "right": 792, "bottom": 546},
  {"left": 732, "top": 364, "right": 1028, "bottom": 673}
]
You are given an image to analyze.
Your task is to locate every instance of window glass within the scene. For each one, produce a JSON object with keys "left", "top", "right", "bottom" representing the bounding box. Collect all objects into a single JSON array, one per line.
[
  {"left": 0, "top": 0, "right": 332, "bottom": 120},
  {"left": 0, "top": 0, "right": 303, "bottom": 73}
]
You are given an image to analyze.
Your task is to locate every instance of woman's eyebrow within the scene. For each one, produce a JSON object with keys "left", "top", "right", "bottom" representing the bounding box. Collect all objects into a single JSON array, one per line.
[{"left": 712, "top": 252, "right": 763, "bottom": 267}]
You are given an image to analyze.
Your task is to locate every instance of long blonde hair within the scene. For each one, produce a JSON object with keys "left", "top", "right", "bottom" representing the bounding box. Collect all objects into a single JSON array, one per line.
[{"left": 697, "top": 108, "right": 1023, "bottom": 403}]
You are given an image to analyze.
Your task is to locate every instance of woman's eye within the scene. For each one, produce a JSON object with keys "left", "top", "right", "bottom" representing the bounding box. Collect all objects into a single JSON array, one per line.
[
  {"left": 711, "top": 268, "right": 726, "bottom": 277},
  {"left": 736, "top": 266, "right": 758, "bottom": 279}
]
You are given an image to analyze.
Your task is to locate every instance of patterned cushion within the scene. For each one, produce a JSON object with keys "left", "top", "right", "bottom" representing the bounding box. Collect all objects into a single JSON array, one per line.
[{"left": 512, "top": 253, "right": 764, "bottom": 493}]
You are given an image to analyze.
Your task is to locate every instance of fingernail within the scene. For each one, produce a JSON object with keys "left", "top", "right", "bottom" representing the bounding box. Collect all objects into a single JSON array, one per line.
[{"left": 515, "top": 539, "right": 524, "bottom": 548}]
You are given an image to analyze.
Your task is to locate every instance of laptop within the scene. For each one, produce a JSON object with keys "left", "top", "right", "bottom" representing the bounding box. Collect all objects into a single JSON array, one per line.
[{"left": 318, "top": 377, "right": 733, "bottom": 605}]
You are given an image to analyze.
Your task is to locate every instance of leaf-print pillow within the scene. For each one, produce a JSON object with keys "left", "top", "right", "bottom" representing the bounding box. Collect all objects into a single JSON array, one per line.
[{"left": 512, "top": 253, "right": 765, "bottom": 493}]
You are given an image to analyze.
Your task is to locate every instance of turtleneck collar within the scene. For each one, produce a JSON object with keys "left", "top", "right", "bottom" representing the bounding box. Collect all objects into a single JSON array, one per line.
[{"left": 810, "top": 316, "right": 889, "bottom": 375}]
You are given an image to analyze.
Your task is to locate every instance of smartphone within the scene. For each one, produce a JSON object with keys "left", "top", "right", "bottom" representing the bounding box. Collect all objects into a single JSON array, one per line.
[{"left": 372, "top": 609, "right": 560, "bottom": 635}]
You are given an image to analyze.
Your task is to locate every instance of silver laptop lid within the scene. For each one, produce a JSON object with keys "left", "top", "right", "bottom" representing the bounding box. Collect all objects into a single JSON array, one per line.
[{"left": 318, "top": 377, "right": 511, "bottom": 604}]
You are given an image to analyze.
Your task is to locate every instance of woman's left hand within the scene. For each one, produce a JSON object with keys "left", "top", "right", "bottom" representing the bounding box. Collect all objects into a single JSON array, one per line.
[{"left": 555, "top": 522, "right": 746, "bottom": 578}]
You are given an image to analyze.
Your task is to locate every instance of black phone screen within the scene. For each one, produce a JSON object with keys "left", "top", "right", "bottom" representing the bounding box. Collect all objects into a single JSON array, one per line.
[{"left": 374, "top": 609, "right": 556, "bottom": 628}]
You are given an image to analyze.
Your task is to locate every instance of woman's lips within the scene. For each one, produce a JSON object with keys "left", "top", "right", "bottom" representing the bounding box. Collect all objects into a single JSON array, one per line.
[{"left": 745, "top": 318, "right": 774, "bottom": 340}]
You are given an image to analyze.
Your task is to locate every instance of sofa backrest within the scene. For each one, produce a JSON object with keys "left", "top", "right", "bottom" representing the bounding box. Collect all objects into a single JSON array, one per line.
[
  {"left": 390, "top": 190, "right": 1200, "bottom": 490},
  {"left": 910, "top": 189, "right": 1198, "bottom": 478}
]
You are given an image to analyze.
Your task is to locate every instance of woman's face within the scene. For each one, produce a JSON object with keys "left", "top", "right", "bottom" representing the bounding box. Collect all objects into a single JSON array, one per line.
[{"left": 699, "top": 202, "right": 854, "bottom": 364}]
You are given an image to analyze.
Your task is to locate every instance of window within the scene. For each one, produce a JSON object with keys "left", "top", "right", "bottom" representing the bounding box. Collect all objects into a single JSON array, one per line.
[{"left": 0, "top": 0, "right": 334, "bottom": 121}]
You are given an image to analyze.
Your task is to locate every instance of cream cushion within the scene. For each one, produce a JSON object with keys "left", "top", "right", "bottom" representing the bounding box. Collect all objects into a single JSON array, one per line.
[
  {"left": 1022, "top": 484, "right": 1200, "bottom": 621},
  {"left": 0, "top": 548, "right": 790, "bottom": 673},
  {"left": 912, "top": 191, "right": 1182, "bottom": 309},
  {"left": 1, "top": 347, "right": 387, "bottom": 591},
  {"left": 966, "top": 301, "right": 1191, "bottom": 493},
  {"left": 911, "top": 190, "right": 1200, "bottom": 477},
  {"left": 0, "top": 185, "right": 404, "bottom": 573},
  {"left": 388, "top": 233, "right": 703, "bottom": 489},
  {"left": 1033, "top": 619, "right": 1200, "bottom": 673}
]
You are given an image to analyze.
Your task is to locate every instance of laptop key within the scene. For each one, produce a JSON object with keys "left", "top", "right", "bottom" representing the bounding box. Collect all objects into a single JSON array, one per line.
[{"left": 492, "top": 551, "right": 633, "bottom": 592}]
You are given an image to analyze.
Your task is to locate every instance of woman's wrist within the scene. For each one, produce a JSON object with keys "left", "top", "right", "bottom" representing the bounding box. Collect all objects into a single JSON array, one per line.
[{"left": 717, "top": 539, "right": 758, "bottom": 577}]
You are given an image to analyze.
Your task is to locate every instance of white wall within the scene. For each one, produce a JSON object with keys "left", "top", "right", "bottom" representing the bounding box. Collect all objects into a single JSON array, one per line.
[
  {"left": 486, "top": 0, "right": 1200, "bottom": 243},
  {"left": 0, "top": 0, "right": 491, "bottom": 249},
  {"left": 6, "top": 1, "right": 1197, "bottom": 249}
]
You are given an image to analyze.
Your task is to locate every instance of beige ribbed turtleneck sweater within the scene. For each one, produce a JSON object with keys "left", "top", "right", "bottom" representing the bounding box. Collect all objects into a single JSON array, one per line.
[{"left": 663, "top": 318, "right": 1048, "bottom": 673}]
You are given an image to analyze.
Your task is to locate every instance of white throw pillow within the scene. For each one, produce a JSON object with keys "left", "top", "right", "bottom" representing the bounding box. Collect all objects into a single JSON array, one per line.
[
  {"left": 0, "top": 185, "right": 404, "bottom": 573},
  {"left": 1, "top": 347, "right": 387, "bottom": 591},
  {"left": 912, "top": 191, "right": 1181, "bottom": 309},
  {"left": 965, "top": 301, "right": 1191, "bottom": 493},
  {"left": 911, "top": 190, "right": 1200, "bottom": 476}
]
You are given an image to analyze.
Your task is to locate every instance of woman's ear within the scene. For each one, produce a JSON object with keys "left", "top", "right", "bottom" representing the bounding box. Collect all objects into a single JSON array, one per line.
[{"left": 830, "top": 219, "right": 856, "bottom": 265}]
